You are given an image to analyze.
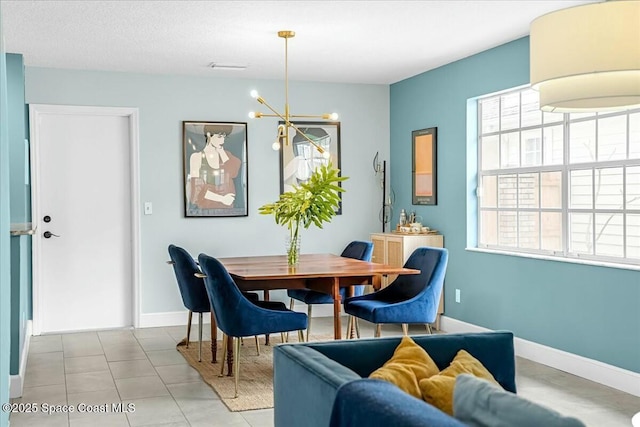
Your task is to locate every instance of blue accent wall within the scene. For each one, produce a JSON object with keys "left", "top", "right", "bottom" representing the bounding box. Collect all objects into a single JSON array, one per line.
[
  {"left": 0, "top": 4, "right": 13, "bottom": 426},
  {"left": 7, "top": 53, "right": 30, "bottom": 376},
  {"left": 390, "top": 37, "right": 640, "bottom": 373},
  {"left": 8, "top": 54, "right": 27, "bottom": 222}
]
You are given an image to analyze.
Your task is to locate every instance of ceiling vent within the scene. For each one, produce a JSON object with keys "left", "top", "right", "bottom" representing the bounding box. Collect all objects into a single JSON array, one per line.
[{"left": 208, "top": 63, "right": 247, "bottom": 71}]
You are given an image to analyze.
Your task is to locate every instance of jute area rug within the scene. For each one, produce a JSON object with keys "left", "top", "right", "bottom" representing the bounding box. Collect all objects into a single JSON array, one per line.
[{"left": 177, "top": 333, "right": 333, "bottom": 412}]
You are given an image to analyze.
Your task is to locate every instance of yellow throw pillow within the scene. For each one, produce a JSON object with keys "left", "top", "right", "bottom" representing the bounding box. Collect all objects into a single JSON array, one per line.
[
  {"left": 448, "top": 350, "right": 499, "bottom": 382},
  {"left": 418, "top": 375, "right": 458, "bottom": 415},
  {"left": 419, "top": 349, "right": 500, "bottom": 415},
  {"left": 369, "top": 336, "right": 440, "bottom": 399},
  {"left": 369, "top": 362, "right": 422, "bottom": 398}
]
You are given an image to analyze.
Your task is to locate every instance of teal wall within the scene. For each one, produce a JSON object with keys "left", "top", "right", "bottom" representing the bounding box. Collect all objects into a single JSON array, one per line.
[
  {"left": 0, "top": 3, "right": 13, "bottom": 426},
  {"left": 25, "top": 68, "right": 390, "bottom": 315},
  {"left": 7, "top": 53, "right": 30, "bottom": 375},
  {"left": 390, "top": 37, "right": 640, "bottom": 373},
  {"left": 7, "top": 54, "right": 27, "bottom": 221}
]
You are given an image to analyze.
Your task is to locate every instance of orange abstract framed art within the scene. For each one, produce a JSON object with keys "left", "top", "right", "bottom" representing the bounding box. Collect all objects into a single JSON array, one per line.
[{"left": 412, "top": 127, "right": 437, "bottom": 205}]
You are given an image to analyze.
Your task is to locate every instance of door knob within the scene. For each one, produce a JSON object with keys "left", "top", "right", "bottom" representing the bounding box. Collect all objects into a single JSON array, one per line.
[{"left": 43, "top": 231, "right": 60, "bottom": 238}]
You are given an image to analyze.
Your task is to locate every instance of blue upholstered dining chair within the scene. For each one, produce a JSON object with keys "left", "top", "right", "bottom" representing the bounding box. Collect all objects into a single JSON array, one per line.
[
  {"left": 198, "top": 253, "right": 308, "bottom": 398},
  {"left": 167, "top": 245, "right": 261, "bottom": 363},
  {"left": 287, "top": 240, "right": 374, "bottom": 340},
  {"left": 344, "top": 246, "right": 448, "bottom": 337}
]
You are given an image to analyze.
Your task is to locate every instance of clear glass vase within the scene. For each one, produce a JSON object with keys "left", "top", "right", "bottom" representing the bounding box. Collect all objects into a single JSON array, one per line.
[{"left": 285, "top": 233, "right": 301, "bottom": 266}]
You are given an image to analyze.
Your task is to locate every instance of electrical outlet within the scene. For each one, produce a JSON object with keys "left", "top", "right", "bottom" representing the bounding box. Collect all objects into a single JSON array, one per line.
[
  {"left": 455, "top": 289, "right": 461, "bottom": 303},
  {"left": 144, "top": 202, "right": 153, "bottom": 215}
]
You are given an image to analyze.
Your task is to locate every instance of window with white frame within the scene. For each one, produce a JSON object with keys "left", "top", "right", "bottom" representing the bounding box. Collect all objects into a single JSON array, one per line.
[{"left": 477, "top": 87, "right": 640, "bottom": 266}]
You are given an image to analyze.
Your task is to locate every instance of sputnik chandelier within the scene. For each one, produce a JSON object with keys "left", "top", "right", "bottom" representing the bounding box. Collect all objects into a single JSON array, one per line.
[{"left": 249, "top": 30, "right": 338, "bottom": 157}]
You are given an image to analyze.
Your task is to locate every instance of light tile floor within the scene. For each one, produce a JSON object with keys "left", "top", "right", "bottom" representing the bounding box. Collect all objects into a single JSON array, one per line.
[{"left": 10, "top": 317, "right": 640, "bottom": 427}]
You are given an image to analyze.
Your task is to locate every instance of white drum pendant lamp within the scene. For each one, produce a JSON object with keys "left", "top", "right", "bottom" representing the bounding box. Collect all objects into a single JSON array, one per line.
[{"left": 530, "top": 0, "right": 640, "bottom": 112}]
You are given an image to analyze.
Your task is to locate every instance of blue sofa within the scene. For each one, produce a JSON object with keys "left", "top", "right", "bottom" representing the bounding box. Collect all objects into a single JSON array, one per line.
[{"left": 273, "top": 331, "right": 516, "bottom": 427}]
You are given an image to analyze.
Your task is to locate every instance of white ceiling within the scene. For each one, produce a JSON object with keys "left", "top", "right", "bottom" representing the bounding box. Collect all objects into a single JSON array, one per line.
[{"left": 1, "top": 0, "right": 597, "bottom": 85}]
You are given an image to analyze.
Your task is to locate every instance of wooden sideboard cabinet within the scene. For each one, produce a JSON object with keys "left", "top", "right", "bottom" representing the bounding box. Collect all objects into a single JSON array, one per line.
[{"left": 370, "top": 232, "right": 445, "bottom": 330}]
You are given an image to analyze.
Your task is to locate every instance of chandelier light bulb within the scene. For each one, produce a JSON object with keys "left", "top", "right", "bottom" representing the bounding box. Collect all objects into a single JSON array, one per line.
[
  {"left": 248, "top": 112, "right": 256, "bottom": 119},
  {"left": 272, "top": 141, "right": 281, "bottom": 151},
  {"left": 322, "top": 151, "right": 331, "bottom": 160},
  {"left": 329, "top": 113, "right": 339, "bottom": 120},
  {"left": 250, "top": 90, "right": 259, "bottom": 99}
]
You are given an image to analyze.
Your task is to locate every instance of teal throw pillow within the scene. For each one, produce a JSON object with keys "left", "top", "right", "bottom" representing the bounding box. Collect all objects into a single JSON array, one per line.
[{"left": 453, "top": 374, "right": 586, "bottom": 427}]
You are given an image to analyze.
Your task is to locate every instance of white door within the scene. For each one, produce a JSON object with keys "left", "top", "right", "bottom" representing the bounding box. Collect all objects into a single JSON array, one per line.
[{"left": 31, "top": 105, "right": 139, "bottom": 334}]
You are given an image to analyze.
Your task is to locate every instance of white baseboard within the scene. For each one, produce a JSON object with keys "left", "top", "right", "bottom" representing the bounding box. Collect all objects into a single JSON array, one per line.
[
  {"left": 138, "top": 302, "right": 332, "bottom": 329},
  {"left": 138, "top": 310, "right": 213, "bottom": 328},
  {"left": 10, "top": 320, "right": 32, "bottom": 398},
  {"left": 138, "top": 306, "right": 329, "bottom": 327},
  {"left": 440, "top": 316, "right": 640, "bottom": 397}
]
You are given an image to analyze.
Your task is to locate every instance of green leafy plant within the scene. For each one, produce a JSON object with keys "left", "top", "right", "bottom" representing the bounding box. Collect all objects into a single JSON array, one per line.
[{"left": 259, "top": 163, "right": 348, "bottom": 265}]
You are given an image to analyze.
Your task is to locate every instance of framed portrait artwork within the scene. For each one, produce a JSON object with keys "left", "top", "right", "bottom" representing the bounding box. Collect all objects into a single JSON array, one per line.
[
  {"left": 412, "top": 127, "right": 437, "bottom": 205},
  {"left": 279, "top": 121, "right": 343, "bottom": 214},
  {"left": 182, "top": 121, "right": 248, "bottom": 217}
]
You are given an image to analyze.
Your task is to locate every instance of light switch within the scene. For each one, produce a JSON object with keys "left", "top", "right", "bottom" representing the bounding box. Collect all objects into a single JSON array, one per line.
[{"left": 144, "top": 202, "right": 153, "bottom": 215}]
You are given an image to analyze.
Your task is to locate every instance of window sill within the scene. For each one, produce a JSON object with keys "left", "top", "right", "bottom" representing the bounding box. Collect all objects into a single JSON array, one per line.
[{"left": 465, "top": 247, "right": 640, "bottom": 272}]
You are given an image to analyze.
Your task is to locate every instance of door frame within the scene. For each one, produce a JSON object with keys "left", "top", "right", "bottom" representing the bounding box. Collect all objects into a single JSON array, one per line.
[{"left": 29, "top": 104, "right": 141, "bottom": 335}]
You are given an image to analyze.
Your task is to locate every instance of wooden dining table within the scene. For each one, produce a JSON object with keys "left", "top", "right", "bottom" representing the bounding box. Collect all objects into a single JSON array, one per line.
[{"left": 212, "top": 253, "right": 419, "bottom": 374}]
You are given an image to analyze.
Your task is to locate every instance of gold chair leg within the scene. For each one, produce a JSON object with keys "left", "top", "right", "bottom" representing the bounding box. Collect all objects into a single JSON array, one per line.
[
  {"left": 234, "top": 337, "right": 241, "bottom": 398},
  {"left": 281, "top": 332, "right": 287, "bottom": 343},
  {"left": 219, "top": 334, "right": 227, "bottom": 377},
  {"left": 255, "top": 336, "right": 260, "bottom": 356},
  {"left": 306, "top": 304, "right": 313, "bottom": 342},
  {"left": 354, "top": 317, "right": 361, "bottom": 339},
  {"left": 186, "top": 311, "right": 192, "bottom": 348},
  {"left": 375, "top": 324, "right": 382, "bottom": 338},
  {"left": 426, "top": 324, "right": 433, "bottom": 334},
  {"left": 198, "top": 313, "right": 204, "bottom": 362},
  {"left": 298, "top": 330, "right": 304, "bottom": 343},
  {"left": 402, "top": 323, "right": 408, "bottom": 336},
  {"left": 346, "top": 315, "right": 353, "bottom": 338}
]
